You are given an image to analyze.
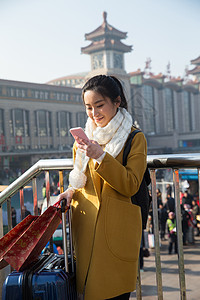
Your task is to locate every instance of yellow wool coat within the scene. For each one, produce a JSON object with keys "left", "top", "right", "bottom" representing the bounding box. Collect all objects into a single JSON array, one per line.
[{"left": 71, "top": 129, "right": 147, "bottom": 300}]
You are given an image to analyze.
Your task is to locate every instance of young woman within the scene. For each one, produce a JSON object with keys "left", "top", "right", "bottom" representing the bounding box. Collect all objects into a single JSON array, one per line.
[{"left": 58, "top": 75, "right": 147, "bottom": 300}]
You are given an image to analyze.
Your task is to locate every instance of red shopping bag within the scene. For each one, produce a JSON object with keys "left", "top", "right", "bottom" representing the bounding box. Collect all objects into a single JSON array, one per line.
[
  {"left": 1, "top": 205, "right": 62, "bottom": 271},
  {"left": 0, "top": 215, "right": 38, "bottom": 270}
]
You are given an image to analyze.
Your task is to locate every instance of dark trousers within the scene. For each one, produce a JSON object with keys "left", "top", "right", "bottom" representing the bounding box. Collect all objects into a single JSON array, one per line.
[
  {"left": 168, "top": 233, "right": 178, "bottom": 254},
  {"left": 139, "top": 247, "right": 144, "bottom": 269},
  {"left": 106, "top": 292, "right": 131, "bottom": 300},
  {"left": 160, "top": 221, "right": 167, "bottom": 239}
]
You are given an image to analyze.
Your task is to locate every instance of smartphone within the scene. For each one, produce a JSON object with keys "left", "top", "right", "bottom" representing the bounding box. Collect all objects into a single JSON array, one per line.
[{"left": 69, "top": 127, "right": 89, "bottom": 142}]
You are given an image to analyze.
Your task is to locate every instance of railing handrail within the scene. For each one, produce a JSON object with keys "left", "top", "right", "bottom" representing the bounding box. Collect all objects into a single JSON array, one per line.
[
  {"left": 0, "top": 158, "right": 73, "bottom": 206},
  {"left": 1, "top": 153, "right": 200, "bottom": 206},
  {"left": 148, "top": 153, "right": 200, "bottom": 168}
]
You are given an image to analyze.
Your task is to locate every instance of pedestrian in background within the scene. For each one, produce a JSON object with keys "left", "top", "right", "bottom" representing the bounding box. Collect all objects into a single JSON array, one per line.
[
  {"left": 11, "top": 207, "right": 17, "bottom": 227},
  {"left": 159, "top": 202, "right": 168, "bottom": 241},
  {"left": 167, "top": 212, "right": 177, "bottom": 255},
  {"left": 182, "top": 190, "right": 193, "bottom": 207},
  {"left": 192, "top": 199, "right": 200, "bottom": 236},
  {"left": 166, "top": 184, "right": 172, "bottom": 197},
  {"left": 21, "top": 205, "right": 31, "bottom": 220},
  {"left": 165, "top": 193, "right": 175, "bottom": 213},
  {"left": 181, "top": 204, "right": 190, "bottom": 245},
  {"left": 184, "top": 204, "right": 195, "bottom": 244}
]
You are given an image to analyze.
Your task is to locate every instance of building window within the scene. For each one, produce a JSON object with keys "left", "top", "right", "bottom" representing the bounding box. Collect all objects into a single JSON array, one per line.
[
  {"left": 60, "top": 93, "right": 65, "bottom": 101},
  {"left": 35, "top": 110, "right": 52, "bottom": 137},
  {"left": 57, "top": 111, "right": 71, "bottom": 136},
  {"left": 92, "top": 53, "right": 104, "bottom": 70},
  {"left": 16, "top": 89, "right": 22, "bottom": 97},
  {"left": 40, "top": 91, "right": 44, "bottom": 99},
  {"left": 21, "top": 89, "right": 26, "bottom": 98},
  {"left": 164, "top": 88, "right": 175, "bottom": 132},
  {"left": 35, "top": 91, "right": 39, "bottom": 99},
  {"left": 10, "top": 109, "right": 29, "bottom": 137},
  {"left": 10, "top": 88, "right": 16, "bottom": 97},
  {"left": 45, "top": 92, "right": 49, "bottom": 99},
  {"left": 142, "top": 85, "right": 156, "bottom": 134},
  {"left": 183, "top": 91, "right": 192, "bottom": 132},
  {"left": 0, "top": 109, "right": 5, "bottom": 146},
  {"left": 76, "top": 112, "right": 87, "bottom": 128},
  {"left": 56, "top": 93, "right": 60, "bottom": 100},
  {"left": 75, "top": 94, "right": 81, "bottom": 102},
  {"left": 69, "top": 94, "right": 74, "bottom": 101},
  {"left": 0, "top": 109, "right": 4, "bottom": 135}
]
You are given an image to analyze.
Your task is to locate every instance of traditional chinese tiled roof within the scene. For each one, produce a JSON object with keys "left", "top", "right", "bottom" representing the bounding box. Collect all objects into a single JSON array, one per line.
[
  {"left": 191, "top": 55, "right": 200, "bottom": 65},
  {"left": 129, "top": 69, "right": 144, "bottom": 76},
  {"left": 150, "top": 73, "right": 165, "bottom": 79},
  {"left": 81, "top": 38, "right": 132, "bottom": 54},
  {"left": 85, "top": 12, "right": 128, "bottom": 41},
  {"left": 81, "top": 12, "right": 132, "bottom": 54},
  {"left": 167, "top": 76, "right": 183, "bottom": 83},
  {"left": 188, "top": 66, "right": 200, "bottom": 75}
]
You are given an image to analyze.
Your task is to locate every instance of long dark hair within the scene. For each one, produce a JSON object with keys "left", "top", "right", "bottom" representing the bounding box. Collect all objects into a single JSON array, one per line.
[{"left": 82, "top": 75, "right": 128, "bottom": 110}]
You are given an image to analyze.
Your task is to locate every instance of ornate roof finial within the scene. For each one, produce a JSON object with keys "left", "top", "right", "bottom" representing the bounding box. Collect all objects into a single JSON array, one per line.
[
  {"left": 144, "top": 57, "right": 152, "bottom": 78},
  {"left": 166, "top": 61, "right": 171, "bottom": 77},
  {"left": 103, "top": 11, "right": 107, "bottom": 23},
  {"left": 183, "top": 65, "right": 190, "bottom": 84}
]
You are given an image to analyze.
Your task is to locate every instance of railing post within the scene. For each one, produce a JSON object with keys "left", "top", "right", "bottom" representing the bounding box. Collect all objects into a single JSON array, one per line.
[
  {"left": 59, "top": 170, "right": 64, "bottom": 194},
  {"left": 20, "top": 188, "right": 24, "bottom": 220},
  {"left": 0, "top": 205, "right": 6, "bottom": 299},
  {"left": 6, "top": 198, "right": 13, "bottom": 274},
  {"left": 0, "top": 205, "right": 4, "bottom": 239},
  {"left": 173, "top": 169, "right": 187, "bottom": 300},
  {"left": 150, "top": 169, "right": 163, "bottom": 300},
  {"left": 32, "top": 177, "right": 38, "bottom": 216},
  {"left": 45, "top": 171, "right": 50, "bottom": 207},
  {"left": 198, "top": 168, "right": 200, "bottom": 210},
  {"left": 7, "top": 198, "right": 12, "bottom": 231}
]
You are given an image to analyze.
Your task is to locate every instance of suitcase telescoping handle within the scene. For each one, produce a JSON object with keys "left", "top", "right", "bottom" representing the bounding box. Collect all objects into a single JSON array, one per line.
[{"left": 61, "top": 199, "right": 75, "bottom": 273}]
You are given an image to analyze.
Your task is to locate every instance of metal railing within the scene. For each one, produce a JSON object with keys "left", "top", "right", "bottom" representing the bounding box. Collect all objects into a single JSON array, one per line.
[{"left": 0, "top": 153, "right": 200, "bottom": 299}]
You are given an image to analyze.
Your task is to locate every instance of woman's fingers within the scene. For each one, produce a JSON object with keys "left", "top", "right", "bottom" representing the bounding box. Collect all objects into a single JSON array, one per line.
[
  {"left": 57, "top": 189, "right": 74, "bottom": 207},
  {"left": 66, "top": 196, "right": 72, "bottom": 207},
  {"left": 76, "top": 136, "right": 91, "bottom": 146},
  {"left": 76, "top": 138, "right": 104, "bottom": 159}
]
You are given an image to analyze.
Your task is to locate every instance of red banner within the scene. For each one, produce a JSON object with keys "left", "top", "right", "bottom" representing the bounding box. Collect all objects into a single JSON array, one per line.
[{"left": 15, "top": 136, "right": 22, "bottom": 144}]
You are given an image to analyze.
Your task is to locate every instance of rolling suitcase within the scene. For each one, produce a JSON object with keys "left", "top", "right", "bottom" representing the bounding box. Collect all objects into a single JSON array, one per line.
[{"left": 2, "top": 200, "right": 77, "bottom": 300}]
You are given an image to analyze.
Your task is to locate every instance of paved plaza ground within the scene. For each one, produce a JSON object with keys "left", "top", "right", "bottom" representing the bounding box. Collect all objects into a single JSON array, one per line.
[
  {"left": 131, "top": 235, "right": 200, "bottom": 300},
  {"left": 1, "top": 235, "right": 200, "bottom": 299}
]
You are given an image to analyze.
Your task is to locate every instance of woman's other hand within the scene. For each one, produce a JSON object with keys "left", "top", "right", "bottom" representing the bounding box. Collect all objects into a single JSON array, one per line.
[
  {"left": 76, "top": 137, "right": 104, "bottom": 159},
  {"left": 57, "top": 188, "right": 74, "bottom": 207}
]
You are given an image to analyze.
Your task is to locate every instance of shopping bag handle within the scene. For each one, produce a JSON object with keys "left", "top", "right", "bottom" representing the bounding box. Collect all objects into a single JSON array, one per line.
[
  {"left": 53, "top": 199, "right": 69, "bottom": 212},
  {"left": 60, "top": 199, "right": 67, "bottom": 213}
]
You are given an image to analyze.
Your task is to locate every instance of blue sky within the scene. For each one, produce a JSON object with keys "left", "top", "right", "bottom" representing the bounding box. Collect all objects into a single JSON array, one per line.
[{"left": 0, "top": 0, "right": 200, "bottom": 83}]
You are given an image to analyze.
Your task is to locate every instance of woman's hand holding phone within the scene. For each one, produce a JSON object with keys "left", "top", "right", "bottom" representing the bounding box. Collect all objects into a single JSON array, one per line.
[
  {"left": 70, "top": 127, "right": 104, "bottom": 159},
  {"left": 70, "top": 127, "right": 90, "bottom": 145},
  {"left": 77, "top": 139, "right": 104, "bottom": 159}
]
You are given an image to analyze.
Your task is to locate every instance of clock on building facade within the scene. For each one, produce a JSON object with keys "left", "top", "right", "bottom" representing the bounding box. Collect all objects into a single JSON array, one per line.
[
  {"left": 92, "top": 53, "right": 104, "bottom": 70},
  {"left": 114, "top": 53, "right": 123, "bottom": 69}
]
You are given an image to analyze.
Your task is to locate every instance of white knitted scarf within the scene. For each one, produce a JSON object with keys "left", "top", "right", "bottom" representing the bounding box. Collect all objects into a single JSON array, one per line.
[{"left": 69, "top": 108, "right": 132, "bottom": 189}]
